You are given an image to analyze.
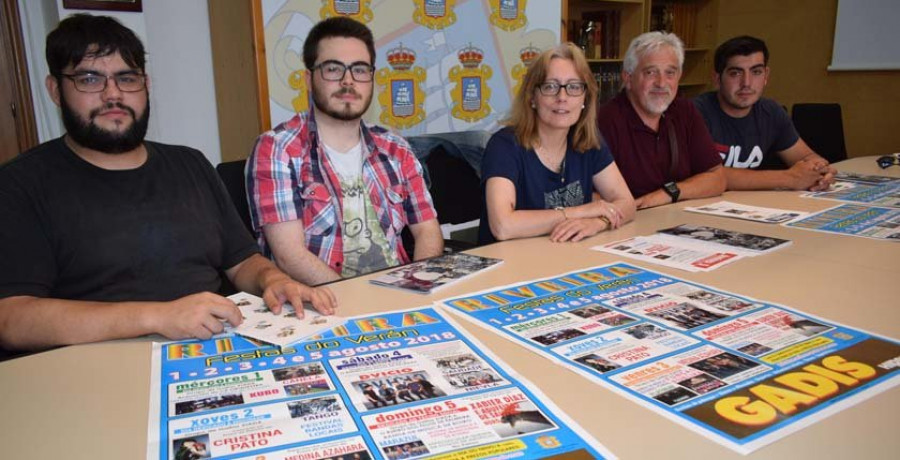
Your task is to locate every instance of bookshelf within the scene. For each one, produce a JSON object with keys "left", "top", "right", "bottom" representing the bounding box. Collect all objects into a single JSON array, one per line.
[{"left": 563, "top": 0, "right": 718, "bottom": 99}]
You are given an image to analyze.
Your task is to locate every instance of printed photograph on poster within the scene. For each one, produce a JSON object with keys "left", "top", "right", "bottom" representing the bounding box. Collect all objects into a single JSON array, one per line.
[
  {"left": 288, "top": 396, "right": 342, "bottom": 418},
  {"left": 382, "top": 440, "right": 430, "bottom": 459},
  {"left": 172, "top": 435, "right": 210, "bottom": 460},
  {"left": 175, "top": 394, "right": 244, "bottom": 416},
  {"left": 574, "top": 354, "right": 620, "bottom": 373},
  {"left": 352, "top": 372, "right": 446, "bottom": 409}
]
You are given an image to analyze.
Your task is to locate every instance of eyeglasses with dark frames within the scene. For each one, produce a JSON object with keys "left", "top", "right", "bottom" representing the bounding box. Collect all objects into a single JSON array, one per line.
[
  {"left": 60, "top": 72, "right": 147, "bottom": 93},
  {"left": 312, "top": 60, "right": 375, "bottom": 82},
  {"left": 537, "top": 81, "right": 587, "bottom": 97}
]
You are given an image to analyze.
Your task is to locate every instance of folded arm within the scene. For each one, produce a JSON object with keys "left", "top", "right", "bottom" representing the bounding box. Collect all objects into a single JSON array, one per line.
[
  {"left": 778, "top": 138, "right": 836, "bottom": 191},
  {"left": 549, "top": 162, "right": 636, "bottom": 242},
  {"left": 723, "top": 138, "right": 836, "bottom": 191},
  {"left": 636, "top": 165, "right": 726, "bottom": 209},
  {"left": 487, "top": 162, "right": 635, "bottom": 242}
]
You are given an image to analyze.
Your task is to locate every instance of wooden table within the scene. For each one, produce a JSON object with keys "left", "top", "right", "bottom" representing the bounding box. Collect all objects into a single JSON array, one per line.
[{"left": 2, "top": 156, "right": 897, "bottom": 459}]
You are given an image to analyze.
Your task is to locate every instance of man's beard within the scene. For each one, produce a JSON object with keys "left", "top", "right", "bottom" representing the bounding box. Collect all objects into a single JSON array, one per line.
[
  {"left": 643, "top": 91, "right": 673, "bottom": 115},
  {"left": 311, "top": 85, "right": 371, "bottom": 121},
  {"left": 61, "top": 93, "right": 149, "bottom": 153}
]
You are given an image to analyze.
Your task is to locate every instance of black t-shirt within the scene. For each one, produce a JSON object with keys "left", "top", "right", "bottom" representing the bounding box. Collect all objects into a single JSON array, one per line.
[
  {"left": 0, "top": 138, "right": 259, "bottom": 302},
  {"left": 693, "top": 92, "right": 799, "bottom": 170}
]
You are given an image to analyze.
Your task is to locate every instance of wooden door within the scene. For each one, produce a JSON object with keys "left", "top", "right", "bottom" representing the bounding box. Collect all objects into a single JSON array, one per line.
[{"left": 0, "top": 0, "right": 37, "bottom": 164}]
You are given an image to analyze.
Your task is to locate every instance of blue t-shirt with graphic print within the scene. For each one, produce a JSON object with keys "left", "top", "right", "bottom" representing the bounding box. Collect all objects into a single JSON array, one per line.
[{"left": 478, "top": 127, "right": 614, "bottom": 244}]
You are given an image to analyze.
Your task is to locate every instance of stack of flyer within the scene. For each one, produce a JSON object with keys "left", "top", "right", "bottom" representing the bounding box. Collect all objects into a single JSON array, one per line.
[
  {"left": 684, "top": 201, "right": 809, "bottom": 224},
  {"left": 370, "top": 253, "right": 503, "bottom": 294},
  {"left": 593, "top": 224, "right": 792, "bottom": 272},
  {"left": 228, "top": 292, "right": 345, "bottom": 347}
]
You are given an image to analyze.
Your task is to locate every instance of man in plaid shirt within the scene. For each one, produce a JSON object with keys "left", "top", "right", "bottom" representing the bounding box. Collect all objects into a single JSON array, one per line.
[{"left": 247, "top": 17, "right": 443, "bottom": 285}]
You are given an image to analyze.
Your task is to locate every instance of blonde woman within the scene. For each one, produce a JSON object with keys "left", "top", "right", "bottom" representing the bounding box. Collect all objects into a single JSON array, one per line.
[{"left": 479, "top": 43, "right": 635, "bottom": 244}]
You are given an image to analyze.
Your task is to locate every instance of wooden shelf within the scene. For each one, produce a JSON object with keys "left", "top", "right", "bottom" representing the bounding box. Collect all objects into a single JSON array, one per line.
[{"left": 565, "top": 0, "right": 717, "bottom": 95}]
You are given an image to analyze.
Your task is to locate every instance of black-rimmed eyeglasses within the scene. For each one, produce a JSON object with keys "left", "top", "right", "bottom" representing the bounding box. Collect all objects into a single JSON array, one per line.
[
  {"left": 60, "top": 72, "right": 147, "bottom": 93},
  {"left": 537, "top": 81, "right": 587, "bottom": 97},
  {"left": 312, "top": 60, "right": 375, "bottom": 82}
]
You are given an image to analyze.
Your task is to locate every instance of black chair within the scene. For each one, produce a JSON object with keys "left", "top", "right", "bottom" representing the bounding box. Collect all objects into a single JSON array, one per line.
[
  {"left": 401, "top": 144, "right": 482, "bottom": 255},
  {"left": 427, "top": 144, "right": 483, "bottom": 229},
  {"left": 215, "top": 159, "right": 254, "bottom": 234},
  {"left": 791, "top": 103, "right": 848, "bottom": 163}
]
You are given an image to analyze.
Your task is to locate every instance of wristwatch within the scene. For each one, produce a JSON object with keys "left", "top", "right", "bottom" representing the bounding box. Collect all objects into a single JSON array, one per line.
[{"left": 663, "top": 181, "right": 680, "bottom": 203}]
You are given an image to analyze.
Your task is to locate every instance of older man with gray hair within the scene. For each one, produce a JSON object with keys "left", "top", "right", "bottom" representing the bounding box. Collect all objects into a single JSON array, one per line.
[{"left": 597, "top": 31, "right": 725, "bottom": 209}]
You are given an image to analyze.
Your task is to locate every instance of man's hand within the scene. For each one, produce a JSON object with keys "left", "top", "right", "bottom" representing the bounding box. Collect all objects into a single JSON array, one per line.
[
  {"left": 149, "top": 292, "right": 243, "bottom": 340},
  {"left": 262, "top": 276, "right": 337, "bottom": 318},
  {"left": 808, "top": 164, "right": 837, "bottom": 192},
  {"left": 787, "top": 158, "right": 829, "bottom": 191},
  {"left": 550, "top": 217, "right": 609, "bottom": 242}
]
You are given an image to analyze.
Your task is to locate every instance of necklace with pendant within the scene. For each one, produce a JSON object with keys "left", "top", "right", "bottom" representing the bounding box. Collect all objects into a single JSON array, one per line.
[{"left": 537, "top": 143, "right": 566, "bottom": 183}]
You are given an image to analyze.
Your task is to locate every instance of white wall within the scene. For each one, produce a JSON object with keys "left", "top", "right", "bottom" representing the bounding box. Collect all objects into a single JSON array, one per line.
[
  {"left": 17, "top": 0, "right": 62, "bottom": 142},
  {"left": 142, "top": 0, "right": 221, "bottom": 164},
  {"left": 17, "top": 0, "right": 222, "bottom": 164}
]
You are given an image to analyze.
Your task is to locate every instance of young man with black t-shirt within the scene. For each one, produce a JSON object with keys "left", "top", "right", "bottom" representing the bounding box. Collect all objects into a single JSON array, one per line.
[
  {"left": 0, "top": 14, "right": 336, "bottom": 352},
  {"left": 693, "top": 36, "right": 836, "bottom": 191}
]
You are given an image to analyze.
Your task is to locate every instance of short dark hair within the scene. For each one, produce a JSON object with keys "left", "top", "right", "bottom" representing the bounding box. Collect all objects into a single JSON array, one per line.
[
  {"left": 714, "top": 35, "right": 768, "bottom": 74},
  {"left": 46, "top": 14, "right": 146, "bottom": 77},
  {"left": 302, "top": 17, "right": 375, "bottom": 69}
]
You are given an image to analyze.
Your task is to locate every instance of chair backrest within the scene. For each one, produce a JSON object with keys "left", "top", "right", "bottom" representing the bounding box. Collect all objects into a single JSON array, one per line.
[
  {"left": 791, "top": 103, "right": 848, "bottom": 163},
  {"left": 215, "top": 159, "right": 254, "bottom": 234},
  {"left": 426, "top": 144, "right": 483, "bottom": 225}
]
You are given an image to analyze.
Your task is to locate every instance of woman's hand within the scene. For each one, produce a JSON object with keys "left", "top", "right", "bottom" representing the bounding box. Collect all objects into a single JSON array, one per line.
[{"left": 549, "top": 217, "right": 610, "bottom": 242}]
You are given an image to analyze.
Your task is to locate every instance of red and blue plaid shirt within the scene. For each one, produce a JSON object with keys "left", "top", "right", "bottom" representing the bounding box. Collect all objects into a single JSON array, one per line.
[{"left": 246, "top": 111, "right": 437, "bottom": 274}]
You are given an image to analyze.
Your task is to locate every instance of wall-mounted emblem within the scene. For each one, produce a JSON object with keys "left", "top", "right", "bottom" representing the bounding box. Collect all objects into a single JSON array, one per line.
[
  {"left": 376, "top": 43, "right": 426, "bottom": 129},
  {"left": 511, "top": 43, "right": 540, "bottom": 98},
  {"left": 450, "top": 43, "right": 492, "bottom": 122},
  {"left": 412, "top": 0, "right": 456, "bottom": 29},
  {"left": 320, "top": 0, "right": 373, "bottom": 23},
  {"left": 489, "top": 0, "right": 527, "bottom": 31}
]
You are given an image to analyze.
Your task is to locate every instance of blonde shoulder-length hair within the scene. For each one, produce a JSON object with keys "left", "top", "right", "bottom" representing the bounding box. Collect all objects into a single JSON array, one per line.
[{"left": 505, "top": 42, "right": 602, "bottom": 153}]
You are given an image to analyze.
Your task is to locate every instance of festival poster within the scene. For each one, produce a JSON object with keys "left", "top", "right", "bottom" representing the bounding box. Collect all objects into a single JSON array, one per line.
[
  {"left": 148, "top": 307, "right": 614, "bottom": 459},
  {"left": 802, "top": 173, "right": 900, "bottom": 208},
  {"left": 785, "top": 204, "right": 900, "bottom": 241},
  {"left": 440, "top": 263, "right": 900, "bottom": 454}
]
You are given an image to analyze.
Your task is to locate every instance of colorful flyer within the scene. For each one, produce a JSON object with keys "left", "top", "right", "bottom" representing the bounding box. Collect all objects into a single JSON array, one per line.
[
  {"left": 785, "top": 204, "right": 900, "bottom": 241},
  {"left": 802, "top": 173, "right": 900, "bottom": 208},
  {"left": 148, "top": 307, "right": 614, "bottom": 460},
  {"left": 440, "top": 263, "right": 900, "bottom": 454},
  {"left": 684, "top": 201, "right": 809, "bottom": 224}
]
